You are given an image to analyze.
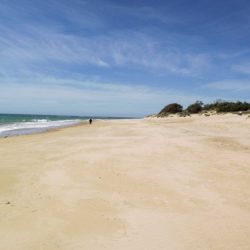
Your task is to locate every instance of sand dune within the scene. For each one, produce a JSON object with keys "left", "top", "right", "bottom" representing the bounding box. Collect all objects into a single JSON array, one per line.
[{"left": 0, "top": 114, "right": 250, "bottom": 250}]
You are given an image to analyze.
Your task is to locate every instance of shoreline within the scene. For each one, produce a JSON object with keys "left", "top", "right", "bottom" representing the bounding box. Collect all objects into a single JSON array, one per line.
[
  {"left": 0, "top": 118, "right": 137, "bottom": 139},
  {"left": 0, "top": 120, "right": 88, "bottom": 139}
]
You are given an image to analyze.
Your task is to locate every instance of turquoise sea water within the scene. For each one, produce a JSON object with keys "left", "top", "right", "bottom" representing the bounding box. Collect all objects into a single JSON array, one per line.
[{"left": 0, "top": 113, "right": 126, "bottom": 137}]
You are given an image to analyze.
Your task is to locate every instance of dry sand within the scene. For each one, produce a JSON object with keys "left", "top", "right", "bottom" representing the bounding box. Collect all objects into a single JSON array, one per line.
[{"left": 0, "top": 114, "right": 250, "bottom": 250}]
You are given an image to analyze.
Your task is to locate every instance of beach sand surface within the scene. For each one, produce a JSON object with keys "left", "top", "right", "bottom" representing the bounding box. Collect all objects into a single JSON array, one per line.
[{"left": 0, "top": 114, "right": 250, "bottom": 250}]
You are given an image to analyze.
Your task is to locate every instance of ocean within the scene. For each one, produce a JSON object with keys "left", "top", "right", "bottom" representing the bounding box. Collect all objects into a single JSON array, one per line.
[{"left": 0, "top": 113, "right": 121, "bottom": 137}]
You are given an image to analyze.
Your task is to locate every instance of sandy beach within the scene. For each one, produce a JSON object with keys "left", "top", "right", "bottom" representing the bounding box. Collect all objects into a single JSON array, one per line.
[{"left": 0, "top": 114, "right": 250, "bottom": 250}]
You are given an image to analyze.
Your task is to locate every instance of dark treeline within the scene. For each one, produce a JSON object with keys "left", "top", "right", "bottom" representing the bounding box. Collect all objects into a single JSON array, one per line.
[{"left": 158, "top": 100, "right": 250, "bottom": 116}]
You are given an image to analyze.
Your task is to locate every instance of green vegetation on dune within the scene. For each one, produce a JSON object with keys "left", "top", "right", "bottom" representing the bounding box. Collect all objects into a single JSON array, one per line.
[
  {"left": 157, "top": 100, "right": 250, "bottom": 117},
  {"left": 187, "top": 101, "right": 203, "bottom": 114},
  {"left": 203, "top": 100, "right": 250, "bottom": 113},
  {"left": 158, "top": 103, "right": 183, "bottom": 116}
]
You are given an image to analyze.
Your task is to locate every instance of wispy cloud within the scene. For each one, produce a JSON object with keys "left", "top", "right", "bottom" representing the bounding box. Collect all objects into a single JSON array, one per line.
[
  {"left": 205, "top": 80, "right": 250, "bottom": 91},
  {"left": 0, "top": 23, "right": 211, "bottom": 77},
  {"left": 0, "top": 25, "right": 109, "bottom": 66},
  {"left": 0, "top": 0, "right": 212, "bottom": 78},
  {"left": 106, "top": 35, "right": 211, "bottom": 75},
  {"left": 232, "top": 63, "right": 250, "bottom": 74}
]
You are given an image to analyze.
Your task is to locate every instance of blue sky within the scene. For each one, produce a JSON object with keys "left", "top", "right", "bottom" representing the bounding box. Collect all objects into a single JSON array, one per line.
[{"left": 0, "top": 0, "right": 250, "bottom": 116}]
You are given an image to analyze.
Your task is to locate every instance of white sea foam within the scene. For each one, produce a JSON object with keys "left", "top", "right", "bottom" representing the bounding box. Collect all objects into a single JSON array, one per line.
[{"left": 0, "top": 119, "right": 82, "bottom": 137}]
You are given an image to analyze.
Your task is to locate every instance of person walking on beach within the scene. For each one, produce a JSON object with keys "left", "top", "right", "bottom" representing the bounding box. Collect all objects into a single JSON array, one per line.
[{"left": 89, "top": 118, "right": 92, "bottom": 125}]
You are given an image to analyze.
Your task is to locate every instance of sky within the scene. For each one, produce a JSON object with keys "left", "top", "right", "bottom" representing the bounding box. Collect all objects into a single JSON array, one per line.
[{"left": 0, "top": 0, "right": 250, "bottom": 117}]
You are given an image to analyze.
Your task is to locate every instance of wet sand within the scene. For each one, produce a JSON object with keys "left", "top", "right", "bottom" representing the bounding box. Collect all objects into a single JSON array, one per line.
[{"left": 0, "top": 114, "right": 250, "bottom": 250}]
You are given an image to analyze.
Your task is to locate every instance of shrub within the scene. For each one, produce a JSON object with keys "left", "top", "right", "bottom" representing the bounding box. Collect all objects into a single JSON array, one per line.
[
  {"left": 204, "top": 100, "right": 250, "bottom": 113},
  {"left": 179, "top": 110, "right": 191, "bottom": 117},
  {"left": 187, "top": 101, "right": 203, "bottom": 114},
  {"left": 157, "top": 100, "right": 250, "bottom": 117},
  {"left": 203, "top": 99, "right": 223, "bottom": 111},
  {"left": 159, "top": 103, "right": 183, "bottom": 115},
  {"left": 217, "top": 101, "right": 250, "bottom": 112}
]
